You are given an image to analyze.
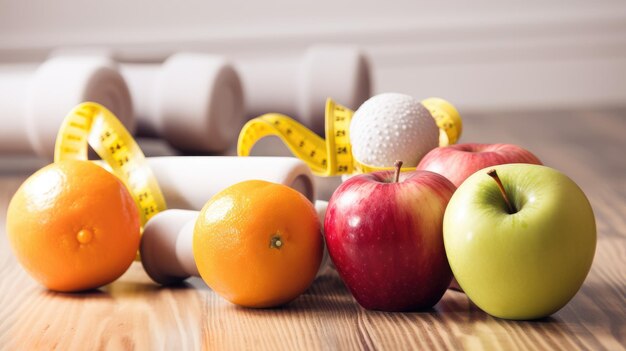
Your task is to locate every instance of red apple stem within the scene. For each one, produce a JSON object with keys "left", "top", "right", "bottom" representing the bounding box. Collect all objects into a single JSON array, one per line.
[
  {"left": 394, "top": 160, "right": 403, "bottom": 183},
  {"left": 487, "top": 169, "right": 517, "bottom": 214}
]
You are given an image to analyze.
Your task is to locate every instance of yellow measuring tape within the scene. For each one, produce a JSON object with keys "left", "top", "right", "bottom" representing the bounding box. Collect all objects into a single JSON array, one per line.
[
  {"left": 54, "top": 102, "right": 166, "bottom": 226},
  {"left": 238, "top": 98, "right": 462, "bottom": 176}
]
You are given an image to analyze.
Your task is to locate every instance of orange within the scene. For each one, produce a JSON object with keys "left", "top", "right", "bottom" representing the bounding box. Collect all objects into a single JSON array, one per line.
[
  {"left": 6, "top": 160, "right": 140, "bottom": 292},
  {"left": 193, "top": 180, "right": 322, "bottom": 308}
]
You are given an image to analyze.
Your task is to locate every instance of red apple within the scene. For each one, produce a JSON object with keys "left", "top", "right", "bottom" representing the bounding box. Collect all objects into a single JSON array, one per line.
[
  {"left": 324, "top": 162, "right": 456, "bottom": 311},
  {"left": 417, "top": 143, "right": 542, "bottom": 187}
]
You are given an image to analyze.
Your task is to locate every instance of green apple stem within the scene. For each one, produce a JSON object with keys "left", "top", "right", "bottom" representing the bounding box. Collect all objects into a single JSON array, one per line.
[
  {"left": 487, "top": 169, "right": 517, "bottom": 214},
  {"left": 394, "top": 160, "right": 403, "bottom": 183}
]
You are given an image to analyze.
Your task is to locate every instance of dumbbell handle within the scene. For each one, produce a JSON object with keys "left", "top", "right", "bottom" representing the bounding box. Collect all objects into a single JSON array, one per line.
[
  {"left": 141, "top": 156, "right": 318, "bottom": 285},
  {"left": 141, "top": 201, "right": 330, "bottom": 285}
]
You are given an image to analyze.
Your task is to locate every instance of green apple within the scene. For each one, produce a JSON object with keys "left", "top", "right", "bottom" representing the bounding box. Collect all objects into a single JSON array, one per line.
[{"left": 443, "top": 163, "right": 596, "bottom": 320}]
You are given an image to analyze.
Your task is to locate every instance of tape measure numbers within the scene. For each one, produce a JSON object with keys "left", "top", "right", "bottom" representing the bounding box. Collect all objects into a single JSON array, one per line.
[
  {"left": 324, "top": 99, "right": 355, "bottom": 175},
  {"left": 54, "top": 102, "right": 166, "bottom": 225},
  {"left": 238, "top": 98, "right": 462, "bottom": 177},
  {"left": 238, "top": 113, "right": 329, "bottom": 175},
  {"left": 238, "top": 100, "right": 359, "bottom": 176}
]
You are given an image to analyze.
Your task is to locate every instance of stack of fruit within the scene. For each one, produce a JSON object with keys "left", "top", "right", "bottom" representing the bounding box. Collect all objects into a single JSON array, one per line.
[
  {"left": 325, "top": 93, "right": 596, "bottom": 319},
  {"left": 5, "top": 93, "right": 596, "bottom": 321}
]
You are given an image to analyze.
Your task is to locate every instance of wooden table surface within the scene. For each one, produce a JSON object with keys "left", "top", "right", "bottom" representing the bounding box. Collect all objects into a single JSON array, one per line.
[{"left": 0, "top": 109, "right": 625, "bottom": 350}]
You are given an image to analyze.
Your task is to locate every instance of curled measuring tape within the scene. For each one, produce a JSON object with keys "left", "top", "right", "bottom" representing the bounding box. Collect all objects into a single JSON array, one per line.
[
  {"left": 54, "top": 102, "right": 167, "bottom": 225},
  {"left": 238, "top": 98, "right": 462, "bottom": 176}
]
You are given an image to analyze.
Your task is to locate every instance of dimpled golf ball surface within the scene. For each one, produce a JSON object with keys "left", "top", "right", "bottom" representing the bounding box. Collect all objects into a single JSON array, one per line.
[{"left": 350, "top": 93, "right": 439, "bottom": 167}]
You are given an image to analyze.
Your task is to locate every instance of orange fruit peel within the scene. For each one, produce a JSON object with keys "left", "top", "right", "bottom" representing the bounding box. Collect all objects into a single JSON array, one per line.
[
  {"left": 6, "top": 160, "right": 141, "bottom": 292},
  {"left": 193, "top": 180, "right": 323, "bottom": 308}
]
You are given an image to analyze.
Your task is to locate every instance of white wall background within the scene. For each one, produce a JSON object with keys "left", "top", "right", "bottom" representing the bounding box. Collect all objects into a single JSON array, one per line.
[{"left": 1, "top": 0, "right": 625, "bottom": 111}]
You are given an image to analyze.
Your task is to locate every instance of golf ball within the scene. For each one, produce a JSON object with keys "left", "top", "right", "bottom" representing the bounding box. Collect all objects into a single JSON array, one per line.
[{"left": 350, "top": 93, "right": 439, "bottom": 167}]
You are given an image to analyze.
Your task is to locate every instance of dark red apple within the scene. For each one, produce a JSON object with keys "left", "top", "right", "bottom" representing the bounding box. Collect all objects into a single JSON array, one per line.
[
  {"left": 417, "top": 143, "right": 542, "bottom": 188},
  {"left": 324, "top": 162, "right": 456, "bottom": 311}
]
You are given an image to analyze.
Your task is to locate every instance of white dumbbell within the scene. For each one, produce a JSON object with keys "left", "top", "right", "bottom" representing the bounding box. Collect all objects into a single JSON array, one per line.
[
  {"left": 140, "top": 156, "right": 329, "bottom": 285},
  {"left": 236, "top": 45, "right": 372, "bottom": 135},
  {"left": 0, "top": 56, "right": 133, "bottom": 158},
  {"left": 141, "top": 202, "right": 330, "bottom": 286},
  {"left": 145, "top": 156, "right": 315, "bottom": 209},
  {"left": 120, "top": 53, "right": 244, "bottom": 153}
]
